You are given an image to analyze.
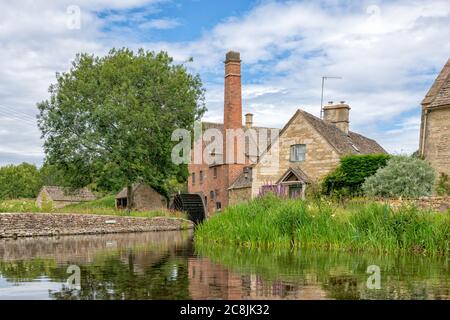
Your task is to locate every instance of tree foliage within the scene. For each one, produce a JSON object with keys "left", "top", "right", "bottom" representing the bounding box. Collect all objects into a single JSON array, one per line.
[
  {"left": 0, "top": 163, "right": 41, "bottom": 199},
  {"left": 322, "top": 154, "right": 390, "bottom": 196},
  {"left": 37, "top": 48, "right": 205, "bottom": 206},
  {"left": 362, "top": 156, "right": 436, "bottom": 198}
]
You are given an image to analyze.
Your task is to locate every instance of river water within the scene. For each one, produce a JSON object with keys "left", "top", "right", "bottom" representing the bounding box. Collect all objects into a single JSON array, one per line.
[{"left": 0, "top": 230, "right": 448, "bottom": 300}]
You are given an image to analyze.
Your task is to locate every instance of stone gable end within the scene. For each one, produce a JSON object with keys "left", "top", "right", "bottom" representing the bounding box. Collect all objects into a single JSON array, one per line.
[{"left": 251, "top": 111, "right": 341, "bottom": 197}]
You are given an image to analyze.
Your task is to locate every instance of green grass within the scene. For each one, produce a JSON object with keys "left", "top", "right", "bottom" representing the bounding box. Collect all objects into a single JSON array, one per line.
[
  {"left": 195, "top": 194, "right": 450, "bottom": 256},
  {"left": 0, "top": 195, "right": 186, "bottom": 219},
  {"left": 0, "top": 199, "right": 41, "bottom": 213}
]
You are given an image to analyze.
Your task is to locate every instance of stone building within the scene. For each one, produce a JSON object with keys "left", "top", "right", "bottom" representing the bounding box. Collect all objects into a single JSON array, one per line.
[
  {"left": 36, "top": 186, "right": 96, "bottom": 209},
  {"left": 419, "top": 58, "right": 450, "bottom": 176},
  {"left": 188, "top": 51, "right": 386, "bottom": 216},
  {"left": 115, "top": 183, "right": 167, "bottom": 211}
]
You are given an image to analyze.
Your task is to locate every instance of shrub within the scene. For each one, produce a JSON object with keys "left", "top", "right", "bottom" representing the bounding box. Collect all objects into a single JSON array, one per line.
[
  {"left": 436, "top": 173, "right": 450, "bottom": 196},
  {"left": 0, "top": 163, "right": 41, "bottom": 199},
  {"left": 362, "top": 156, "right": 435, "bottom": 198},
  {"left": 322, "top": 154, "right": 390, "bottom": 196}
]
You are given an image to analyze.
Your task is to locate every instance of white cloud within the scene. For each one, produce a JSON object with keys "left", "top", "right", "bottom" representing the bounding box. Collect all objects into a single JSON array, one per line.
[
  {"left": 0, "top": 0, "right": 449, "bottom": 165},
  {"left": 149, "top": 0, "right": 449, "bottom": 154},
  {"left": 139, "top": 18, "right": 181, "bottom": 29}
]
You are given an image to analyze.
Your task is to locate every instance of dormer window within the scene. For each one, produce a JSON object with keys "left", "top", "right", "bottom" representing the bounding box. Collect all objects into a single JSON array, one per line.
[{"left": 290, "top": 144, "right": 306, "bottom": 162}]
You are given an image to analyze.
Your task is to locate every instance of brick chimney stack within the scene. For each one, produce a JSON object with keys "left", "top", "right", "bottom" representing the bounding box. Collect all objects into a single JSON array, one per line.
[{"left": 224, "top": 51, "right": 242, "bottom": 131}]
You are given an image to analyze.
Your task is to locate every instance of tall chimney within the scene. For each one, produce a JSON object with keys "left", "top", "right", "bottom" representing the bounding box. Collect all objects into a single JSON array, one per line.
[
  {"left": 323, "top": 101, "right": 350, "bottom": 134},
  {"left": 245, "top": 113, "right": 253, "bottom": 128},
  {"left": 224, "top": 51, "right": 242, "bottom": 130}
]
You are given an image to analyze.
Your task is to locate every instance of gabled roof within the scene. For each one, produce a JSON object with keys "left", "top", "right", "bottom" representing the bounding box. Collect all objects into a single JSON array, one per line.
[
  {"left": 228, "top": 168, "right": 253, "bottom": 190},
  {"left": 41, "top": 186, "right": 96, "bottom": 202},
  {"left": 297, "top": 110, "right": 386, "bottom": 155},
  {"left": 115, "top": 183, "right": 161, "bottom": 199},
  {"left": 422, "top": 58, "right": 450, "bottom": 107},
  {"left": 276, "top": 167, "right": 311, "bottom": 184}
]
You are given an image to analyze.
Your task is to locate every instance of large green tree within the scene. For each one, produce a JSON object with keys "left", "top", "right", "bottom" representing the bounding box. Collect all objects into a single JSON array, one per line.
[{"left": 38, "top": 48, "right": 205, "bottom": 208}]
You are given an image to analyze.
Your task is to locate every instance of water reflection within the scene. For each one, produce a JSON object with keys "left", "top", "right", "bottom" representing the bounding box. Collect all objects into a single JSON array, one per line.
[{"left": 0, "top": 231, "right": 448, "bottom": 300}]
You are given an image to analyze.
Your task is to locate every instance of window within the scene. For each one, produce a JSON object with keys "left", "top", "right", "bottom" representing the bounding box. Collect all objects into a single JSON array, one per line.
[
  {"left": 290, "top": 144, "right": 306, "bottom": 162},
  {"left": 210, "top": 190, "right": 215, "bottom": 199},
  {"left": 192, "top": 172, "right": 195, "bottom": 185},
  {"left": 213, "top": 167, "right": 218, "bottom": 178},
  {"left": 200, "top": 171, "right": 204, "bottom": 183},
  {"left": 216, "top": 202, "right": 222, "bottom": 211}
]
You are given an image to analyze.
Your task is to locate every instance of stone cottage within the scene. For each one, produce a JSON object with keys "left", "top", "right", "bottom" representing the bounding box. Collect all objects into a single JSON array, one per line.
[
  {"left": 36, "top": 186, "right": 96, "bottom": 209},
  {"left": 115, "top": 183, "right": 167, "bottom": 211},
  {"left": 419, "top": 58, "right": 450, "bottom": 176},
  {"left": 188, "top": 51, "right": 386, "bottom": 217}
]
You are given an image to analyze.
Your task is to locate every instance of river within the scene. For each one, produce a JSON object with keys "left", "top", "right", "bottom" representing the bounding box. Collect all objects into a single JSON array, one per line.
[{"left": 0, "top": 230, "right": 448, "bottom": 300}]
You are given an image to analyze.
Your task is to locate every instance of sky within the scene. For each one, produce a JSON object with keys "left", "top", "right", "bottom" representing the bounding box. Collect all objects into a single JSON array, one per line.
[{"left": 0, "top": 0, "right": 449, "bottom": 166}]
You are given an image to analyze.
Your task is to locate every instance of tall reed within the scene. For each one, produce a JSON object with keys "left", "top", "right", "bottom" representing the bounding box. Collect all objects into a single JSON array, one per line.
[{"left": 194, "top": 194, "right": 450, "bottom": 255}]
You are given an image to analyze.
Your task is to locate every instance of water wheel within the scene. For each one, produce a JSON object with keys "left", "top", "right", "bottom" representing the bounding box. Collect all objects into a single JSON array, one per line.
[{"left": 171, "top": 193, "right": 206, "bottom": 224}]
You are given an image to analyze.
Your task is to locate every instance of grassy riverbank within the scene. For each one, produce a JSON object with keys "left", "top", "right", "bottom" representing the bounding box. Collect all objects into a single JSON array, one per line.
[
  {"left": 195, "top": 195, "right": 450, "bottom": 255},
  {"left": 0, "top": 196, "right": 185, "bottom": 219}
]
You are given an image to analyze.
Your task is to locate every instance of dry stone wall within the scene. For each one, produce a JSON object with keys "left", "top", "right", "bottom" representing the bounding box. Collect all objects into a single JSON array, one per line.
[{"left": 0, "top": 213, "right": 193, "bottom": 238}]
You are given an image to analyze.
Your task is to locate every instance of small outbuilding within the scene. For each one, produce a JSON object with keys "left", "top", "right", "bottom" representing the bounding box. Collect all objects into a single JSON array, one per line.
[
  {"left": 36, "top": 186, "right": 96, "bottom": 209},
  {"left": 115, "top": 183, "right": 167, "bottom": 211}
]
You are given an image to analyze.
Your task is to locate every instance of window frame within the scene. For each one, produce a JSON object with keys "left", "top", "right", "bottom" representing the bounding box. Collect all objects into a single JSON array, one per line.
[
  {"left": 290, "top": 144, "right": 306, "bottom": 162},
  {"left": 192, "top": 172, "right": 196, "bottom": 185}
]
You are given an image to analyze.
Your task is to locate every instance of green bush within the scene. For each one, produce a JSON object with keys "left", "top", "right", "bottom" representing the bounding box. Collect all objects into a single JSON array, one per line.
[
  {"left": 362, "top": 156, "right": 435, "bottom": 198},
  {"left": 322, "top": 154, "right": 390, "bottom": 196},
  {"left": 0, "top": 163, "right": 41, "bottom": 199},
  {"left": 436, "top": 173, "right": 450, "bottom": 196}
]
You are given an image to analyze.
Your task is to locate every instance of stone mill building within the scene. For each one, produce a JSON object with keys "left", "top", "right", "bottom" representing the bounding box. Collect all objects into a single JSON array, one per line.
[{"left": 188, "top": 51, "right": 386, "bottom": 217}]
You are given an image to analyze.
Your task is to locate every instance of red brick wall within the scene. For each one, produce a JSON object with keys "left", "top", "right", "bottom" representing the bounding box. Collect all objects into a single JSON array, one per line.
[{"left": 187, "top": 51, "right": 245, "bottom": 217}]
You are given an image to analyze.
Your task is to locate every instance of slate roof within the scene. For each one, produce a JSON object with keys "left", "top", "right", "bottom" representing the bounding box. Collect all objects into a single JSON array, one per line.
[
  {"left": 297, "top": 110, "right": 386, "bottom": 155},
  {"left": 429, "top": 70, "right": 450, "bottom": 108},
  {"left": 422, "top": 58, "right": 450, "bottom": 107},
  {"left": 41, "top": 186, "right": 96, "bottom": 202},
  {"left": 202, "top": 122, "right": 276, "bottom": 166},
  {"left": 228, "top": 168, "right": 253, "bottom": 189}
]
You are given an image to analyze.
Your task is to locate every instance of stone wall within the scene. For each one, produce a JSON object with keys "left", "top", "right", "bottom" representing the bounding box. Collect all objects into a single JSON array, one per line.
[
  {"left": 228, "top": 187, "right": 251, "bottom": 206},
  {"left": 132, "top": 184, "right": 167, "bottom": 211},
  {"left": 385, "top": 197, "right": 450, "bottom": 212},
  {"left": 422, "top": 107, "right": 450, "bottom": 176},
  {"left": 0, "top": 213, "right": 193, "bottom": 238}
]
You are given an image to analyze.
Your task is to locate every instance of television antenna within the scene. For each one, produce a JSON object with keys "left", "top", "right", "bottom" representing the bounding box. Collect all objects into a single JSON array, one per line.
[{"left": 320, "top": 76, "right": 342, "bottom": 119}]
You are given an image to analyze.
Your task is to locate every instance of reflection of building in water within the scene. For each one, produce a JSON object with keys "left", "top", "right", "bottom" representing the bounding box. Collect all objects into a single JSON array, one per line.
[{"left": 188, "top": 257, "right": 327, "bottom": 300}]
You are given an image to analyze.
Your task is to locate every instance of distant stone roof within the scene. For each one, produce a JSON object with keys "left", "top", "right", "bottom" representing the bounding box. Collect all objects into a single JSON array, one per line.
[
  {"left": 41, "top": 186, "right": 96, "bottom": 202},
  {"left": 298, "top": 110, "right": 386, "bottom": 155},
  {"left": 422, "top": 58, "right": 450, "bottom": 107},
  {"left": 201, "top": 122, "right": 276, "bottom": 166}
]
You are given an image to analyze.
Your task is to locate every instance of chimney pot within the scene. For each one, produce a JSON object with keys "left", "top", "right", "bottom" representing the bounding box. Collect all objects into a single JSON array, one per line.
[
  {"left": 225, "top": 51, "right": 241, "bottom": 63},
  {"left": 245, "top": 113, "right": 253, "bottom": 128},
  {"left": 328, "top": 101, "right": 333, "bottom": 105}
]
